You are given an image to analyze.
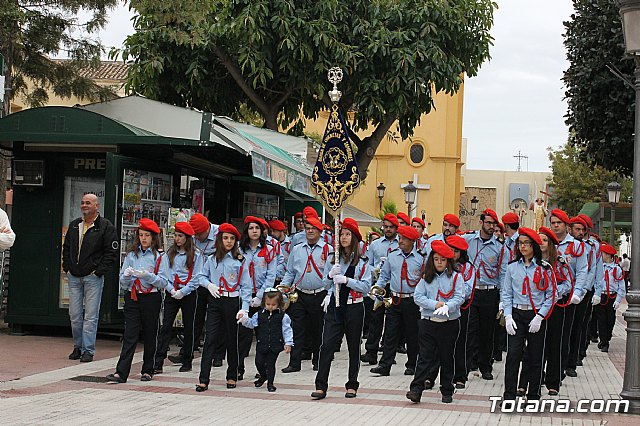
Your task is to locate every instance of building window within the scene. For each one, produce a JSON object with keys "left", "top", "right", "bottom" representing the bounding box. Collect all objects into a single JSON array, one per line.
[{"left": 409, "top": 142, "right": 425, "bottom": 165}]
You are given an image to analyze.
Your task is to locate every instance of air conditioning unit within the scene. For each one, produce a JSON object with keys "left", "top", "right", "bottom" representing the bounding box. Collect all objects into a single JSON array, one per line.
[{"left": 12, "top": 160, "right": 44, "bottom": 186}]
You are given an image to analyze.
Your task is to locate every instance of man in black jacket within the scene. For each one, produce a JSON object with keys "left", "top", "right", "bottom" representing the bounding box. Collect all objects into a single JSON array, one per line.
[{"left": 62, "top": 193, "right": 118, "bottom": 362}]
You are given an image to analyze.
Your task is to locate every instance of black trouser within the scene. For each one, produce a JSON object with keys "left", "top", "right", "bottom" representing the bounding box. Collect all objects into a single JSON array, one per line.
[
  {"left": 494, "top": 320, "right": 507, "bottom": 357},
  {"left": 238, "top": 301, "right": 259, "bottom": 374},
  {"left": 255, "top": 349, "right": 280, "bottom": 386},
  {"left": 116, "top": 292, "right": 162, "bottom": 380},
  {"left": 362, "top": 297, "right": 373, "bottom": 338},
  {"left": 410, "top": 318, "right": 459, "bottom": 397},
  {"left": 453, "top": 307, "right": 471, "bottom": 383},
  {"left": 155, "top": 290, "right": 197, "bottom": 369},
  {"left": 364, "top": 300, "right": 385, "bottom": 356},
  {"left": 567, "top": 288, "right": 593, "bottom": 369},
  {"left": 185, "top": 286, "right": 209, "bottom": 355},
  {"left": 579, "top": 290, "right": 595, "bottom": 358},
  {"left": 543, "top": 304, "right": 565, "bottom": 391},
  {"left": 315, "top": 299, "right": 365, "bottom": 393},
  {"left": 588, "top": 306, "right": 599, "bottom": 341},
  {"left": 287, "top": 290, "right": 326, "bottom": 369},
  {"left": 467, "top": 302, "right": 479, "bottom": 370},
  {"left": 597, "top": 294, "right": 617, "bottom": 345},
  {"left": 468, "top": 288, "right": 499, "bottom": 375},
  {"left": 379, "top": 296, "right": 419, "bottom": 371},
  {"left": 199, "top": 295, "right": 241, "bottom": 384},
  {"left": 504, "top": 309, "right": 547, "bottom": 401}
]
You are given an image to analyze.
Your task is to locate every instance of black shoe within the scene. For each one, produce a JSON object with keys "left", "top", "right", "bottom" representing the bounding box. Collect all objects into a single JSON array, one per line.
[
  {"left": 68, "top": 348, "right": 82, "bottom": 360},
  {"left": 226, "top": 381, "right": 236, "bottom": 389},
  {"left": 493, "top": 352, "right": 502, "bottom": 362},
  {"left": 237, "top": 373, "right": 244, "bottom": 381},
  {"left": 370, "top": 366, "right": 390, "bottom": 376},
  {"left": 597, "top": 342, "right": 604, "bottom": 349},
  {"left": 442, "top": 395, "right": 453, "bottom": 403},
  {"left": 105, "top": 373, "right": 126, "bottom": 383},
  {"left": 168, "top": 355, "right": 183, "bottom": 364},
  {"left": 267, "top": 384, "right": 276, "bottom": 392},
  {"left": 397, "top": 345, "right": 407, "bottom": 354},
  {"left": 566, "top": 368, "right": 577, "bottom": 377},
  {"left": 406, "top": 390, "right": 421, "bottom": 403},
  {"left": 282, "top": 366, "right": 301, "bottom": 373},
  {"left": 576, "top": 359, "right": 583, "bottom": 367},
  {"left": 212, "top": 359, "right": 223, "bottom": 367},
  {"left": 600, "top": 345, "right": 609, "bottom": 353},
  {"left": 195, "top": 384, "right": 208, "bottom": 392},
  {"left": 481, "top": 372, "right": 493, "bottom": 380},
  {"left": 254, "top": 378, "right": 266, "bottom": 387},
  {"left": 140, "top": 373, "right": 152, "bottom": 382},
  {"left": 548, "top": 389, "right": 559, "bottom": 396},
  {"left": 179, "top": 364, "right": 192, "bottom": 372},
  {"left": 80, "top": 353, "right": 93, "bottom": 363},
  {"left": 255, "top": 373, "right": 261, "bottom": 379},
  {"left": 360, "top": 353, "right": 378, "bottom": 365},
  {"left": 313, "top": 364, "right": 318, "bottom": 371},
  {"left": 455, "top": 382, "right": 465, "bottom": 389},
  {"left": 404, "top": 368, "right": 415, "bottom": 376},
  {"left": 153, "top": 367, "right": 163, "bottom": 375},
  {"left": 516, "top": 388, "right": 526, "bottom": 397},
  {"left": 301, "top": 352, "right": 312, "bottom": 360},
  {"left": 345, "top": 390, "right": 357, "bottom": 398},
  {"left": 591, "top": 337, "right": 599, "bottom": 343},
  {"left": 311, "top": 390, "right": 326, "bottom": 400}
]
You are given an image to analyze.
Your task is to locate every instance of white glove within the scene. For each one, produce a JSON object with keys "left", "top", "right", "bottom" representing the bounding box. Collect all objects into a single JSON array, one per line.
[
  {"left": 207, "top": 283, "right": 221, "bottom": 298},
  {"left": 172, "top": 289, "right": 185, "bottom": 300},
  {"left": 379, "top": 256, "right": 387, "bottom": 266},
  {"left": 328, "top": 264, "right": 342, "bottom": 278},
  {"left": 498, "top": 301, "right": 504, "bottom": 311},
  {"left": 505, "top": 315, "right": 517, "bottom": 336},
  {"left": 133, "top": 269, "right": 150, "bottom": 279},
  {"left": 236, "top": 310, "right": 248, "bottom": 324},
  {"left": 333, "top": 275, "right": 348, "bottom": 285},
  {"left": 570, "top": 294, "right": 582, "bottom": 305},
  {"left": 613, "top": 301, "right": 620, "bottom": 310},
  {"left": 320, "top": 295, "right": 331, "bottom": 313},
  {"left": 123, "top": 267, "right": 135, "bottom": 277},
  {"left": 240, "top": 315, "right": 251, "bottom": 326},
  {"left": 433, "top": 304, "right": 449, "bottom": 317},
  {"left": 250, "top": 296, "right": 262, "bottom": 307},
  {"left": 528, "top": 314, "right": 543, "bottom": 333},
  {"left": 591, "top": 295, "right": 601, "bottom": 305}
]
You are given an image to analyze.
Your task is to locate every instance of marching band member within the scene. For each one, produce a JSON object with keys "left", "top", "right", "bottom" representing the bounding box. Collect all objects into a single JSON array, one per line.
[
  {"left": 106, "top": 219, "right": 164, "bottom": 383},
  {"left": 154, "top": 222, "right": 203, "bottom": 374},
  {"left": 196, "top": 223, "right": 251, "bottom": 391},
  {"left": 397, "top": 212, "right": 411, "bottom": 227},
  {"left": 361, "top": 213, "right": 400, "bottom": 365},
  {"left": 594, "top": 243, "right": 625, "bottom": 353},
  {"left": 494, "top": 222, "right": 505, "bottom": 243},
  {"left": 280, "top": 216, "right": 333, "bottom": 373},
  {"left": 425, "top": 214, "right": 461, "bottom": 255},
  {"left": 463, "top": 209, "right": 507, "bottom": 381},
  {"left": 269, "top": 219, "right": 291, "bottom": 282},
  {"left": 312, "top": 218, "right": 371, "bottom": 400},
  {"left": 370, "top": 225, "right": 425, "bottom": 376},
  {"left": 290, "top": 206, "right": 322, "bottom": 246},
  {"left": 406, "top": 241, "right": 465, "bottom": 404},
  {"left": 293, "top": 212, "right": 305, "bottom": 233},
  {"left": 411, "top": 217, "right": 429, "bottom": 251},
  {"left": 240, "top": 289, "right": 293, "bottom": 392},
  {"left": 502, "top": 213, "right": 520, "bottom": 263},
  {"left": 502, "top": 227, "right": 554, "bottom": 402}
]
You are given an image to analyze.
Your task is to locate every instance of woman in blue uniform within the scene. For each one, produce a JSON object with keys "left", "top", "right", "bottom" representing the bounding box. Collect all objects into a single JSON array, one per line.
[
  {"left": 311, "top": 218, "right": 371, "bottom": 400},
  {"left": 594, "top": 243, "right": 626, "bottom": 353},
  {"left": 106, "top": 218, "right": 164, "bottom": 383}
]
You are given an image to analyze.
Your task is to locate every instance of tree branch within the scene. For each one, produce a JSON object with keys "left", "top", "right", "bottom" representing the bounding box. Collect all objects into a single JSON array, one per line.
[{"left": 355, "top": 114, "right": 398, "bottom": 180}]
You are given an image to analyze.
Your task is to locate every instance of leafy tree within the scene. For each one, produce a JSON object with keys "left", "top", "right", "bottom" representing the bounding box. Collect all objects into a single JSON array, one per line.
[
  {"left": 563, "top": 0, "right": 636, "bottom": 175},
  {"left": 116, "top": 0, "right": 496, "bottom": 178},
  {"left": 547, "top": 143, "right": 632, "bottom": 216}
]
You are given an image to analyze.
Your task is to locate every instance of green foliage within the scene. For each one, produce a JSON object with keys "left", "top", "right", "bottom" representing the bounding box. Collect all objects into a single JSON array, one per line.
[
  {"left": 0, "top": 0, "right": 118, "bottom": 111},
  {"left": 371, "top": 200, "right": 398, "bottom": 234},
  {"left": 563, "top": 0, "right": 636, "bottom": 174},
  {"left": 547, "top": 143, "right": 632, "bottom": 216},
  {"left": 115, "top": 0, "right": 496, "bottom": 177}
]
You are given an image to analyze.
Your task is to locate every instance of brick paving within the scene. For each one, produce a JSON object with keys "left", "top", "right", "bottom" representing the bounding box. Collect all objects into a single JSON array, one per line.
[{"left": 0, "top": 304, "right": 637, "bottom": 425}]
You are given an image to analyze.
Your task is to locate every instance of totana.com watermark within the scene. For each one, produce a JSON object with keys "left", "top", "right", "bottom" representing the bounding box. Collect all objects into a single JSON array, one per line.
[{"left": 489, "top": 397, "right": 629, "bottom": 413}]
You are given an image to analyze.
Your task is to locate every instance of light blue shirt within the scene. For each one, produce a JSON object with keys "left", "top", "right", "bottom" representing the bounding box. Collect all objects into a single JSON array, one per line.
[
  {"left": 596, "top": 262, "right": 626, "bottom": 305},
  {"left": 243, "top": 310, "right": 294, "bottom": 346},
  {"left": 275, "top": 235, "right": 292, "bottom": 280},
  {"left": 119, "top": 247, "right": 165, "bottom": 292},
  {"left": 554, "top": 256, "right": 573, "bottom": 298},
  {"left": 557, "top": 234, "right": 589, "bottom": 299},
  {"left": 463, "top": 231, "right": 507, "bottom": 289},
  {"left": 503, "top": 232, "right": 519, "bottom": 263},
  {"left": 241, "top": 242, "right": 277, "bottom": 299},
  {"left": 193, "top": 224, "right": 218, "bottom": 256},
  {"left": 322, "top": 253, "right": 371, "bottom": 301},
  {"left": 501, "top": 258, "right": 554, "bottom": 318},
  {"left": 281, "top": 240, "right": 333, "bottom": 291},
  {"left": 157, "top": 250, "right": 205, "bottom": 296},
  {"left": 198, "top": 250, "right": 252, "bottom": 311},
  {"left": 584, "top": 238, "right": 605, "bottom": 294},
  {"left": 413, "top": 271, "right": 466, "bottom": 320},
  {"left": 457, "top": 261, "right": 475, "bottom": 300},
  {"left": 378, "top": 247, "right": 426, "bottom": 295}
]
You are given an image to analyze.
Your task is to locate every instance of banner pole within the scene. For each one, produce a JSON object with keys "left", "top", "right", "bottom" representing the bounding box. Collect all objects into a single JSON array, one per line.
[{"left": 334, "top": 215, "right": 340, "bottom": 307}]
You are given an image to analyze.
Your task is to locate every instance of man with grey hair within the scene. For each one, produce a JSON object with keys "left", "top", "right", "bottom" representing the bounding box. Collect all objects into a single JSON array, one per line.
[{"left": 62, "top": 193, "right": 118, "bottom": 362}]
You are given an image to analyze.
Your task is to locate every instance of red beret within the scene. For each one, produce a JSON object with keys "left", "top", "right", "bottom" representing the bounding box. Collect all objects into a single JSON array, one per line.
[
  {"left": 443, "top": 214, "right": 460, "bottom": 228},
  {"left": 570, "top": 216, "right": 588, "bottom": 229},
  {"left": 370, "top": 231, "right": 381, "bottom": 238},
  {"left": 294, "top": 212, "right": 303, "bottom": 219},
  {"left": 482, "top": 208, "right": 499, "bottom": 224},
  {"left": 268, "top": 220, "right": 286, "bottom": 231},
  {"left": 518, "top": 227, "right": 542, "bottom": 246},
  {"left": 175, "top": 221, "right": 195, "bottom": 237},
  {"left": 431, "top": 240, "right": 454, "bottom": 259},
  {"left": 456, "top": 230, "right": 464, "bottom": 235},
  {"left": 305, "top": 217, "right": 323, "bottom": 231},
  {"left": 502, "top": 212, "right": 519, "bottom": 225},
  {"left": 551, "top": 209, "right": 570, "bottom": 224},
  {"left": 383, "top": 213, "right": 400, "bottom": 228},
  {"left": 496, "top": 222, "right": 505, "bottom": 232},
  {"left": 411, "top": 217, "right": 426, "bottom": 228},
  {"left": 340, "top": 218, "right": 362, "bottom": 241},
  {"left": 446, "top": 235, "right": 468, "bottom": 251},
  {"left": 303, "top": 207, "right": 319, "bottom": 219},
  {"left": 244, "top": 215, "right": 264, "bottom": 228},
  {"left": 600, "top": 243, "right": 617, "bottom": 256},
  {"left": 258, "top": 218, "right": 270, "bottom": 229},
  {"left": 397, "top": 225, "right": 420, "bottom": 241},
  {"left": 218, "top": 222, "right": 241, "bottom": 240},
  {"left": 591, "top": 233, "right": 601, "bottom": 242},
  {"left": 138, "top": 218, "right": 160, "bottom": 234},
  {"left": 578, "top": 214, "right": 594, "bottom": 229},
  {"left": 538, "top": 226, "right": 559, "bottom": 246},
  {"left": 396, "top": 212, "right": 411, "bottom": 225},
  {"left": 189, "top": 213, "right": 210, "bottom": 234}
]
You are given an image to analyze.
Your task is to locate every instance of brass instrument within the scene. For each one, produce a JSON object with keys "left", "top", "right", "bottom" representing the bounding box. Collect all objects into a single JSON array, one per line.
[
  {"left": 276, "top": 285, "right": 299, "bottom": 310},
  {"left": 368, "top": 285, "right": 390, "bottom": 311},
  {"left": 496, "top": 308, "right": 505, "bottom": 327}
]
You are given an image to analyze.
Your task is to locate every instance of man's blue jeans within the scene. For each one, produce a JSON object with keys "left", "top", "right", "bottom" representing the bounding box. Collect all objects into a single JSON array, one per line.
[{"left": 67, "top": 273, "right": 104, "bottom": 355}]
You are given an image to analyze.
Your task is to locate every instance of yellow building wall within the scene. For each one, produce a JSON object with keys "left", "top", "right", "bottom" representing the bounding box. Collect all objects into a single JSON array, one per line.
[{"left": 304, "top": 85, "right": 465, "bottom": 234}]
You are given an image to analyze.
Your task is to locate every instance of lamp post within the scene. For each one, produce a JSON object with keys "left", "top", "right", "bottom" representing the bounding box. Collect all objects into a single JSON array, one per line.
[
  {"left": 459, "top": 195, "right": 480, "bottom": 217},
  {"left": 616, "top": 0, "right": 640, "bottom": 414},
  {"left": 607, "top": 181, "right": 622, "bottom": 246},
  {"left": 404, "top": 180, "right": 417, "bottom": 217},
  {"left": 376, "top": 182, "right": 386, "bottom": 211}
]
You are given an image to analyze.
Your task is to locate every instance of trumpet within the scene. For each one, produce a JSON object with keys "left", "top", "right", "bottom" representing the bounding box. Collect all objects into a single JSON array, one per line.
[
  {"left": 368, "top": 285, "right": 390, "bottom": 311},
  {"left": 374, "top": 297, "right": 392, "bottom": 311},
  {"left": 368, "top": 285, "right": 386, "bottom": 299},
  {"left": 276, "top": 285, "right": 299, "bottom": 310}
]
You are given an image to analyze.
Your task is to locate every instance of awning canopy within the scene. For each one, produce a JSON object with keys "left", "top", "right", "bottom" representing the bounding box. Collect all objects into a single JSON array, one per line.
[{"left": 342, "top": 205, "right": 382, "bottom": 228}]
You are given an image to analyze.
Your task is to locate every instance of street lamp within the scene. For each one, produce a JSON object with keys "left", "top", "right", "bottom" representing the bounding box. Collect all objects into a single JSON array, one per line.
[
  {"left": 607, "top": 181, "right": 622, "bottom": 245},
  {"left": 376, "top": 182, "right": 386, "bottom": 210},
  {"left": 616, "top": 0, "right": 640, "bottom": 414},
  {"left": 471, "top": 196, "right": 479, "bottom": 214},
  {"left": 404, "top": 180, "right": 417, "bottom": 217}
]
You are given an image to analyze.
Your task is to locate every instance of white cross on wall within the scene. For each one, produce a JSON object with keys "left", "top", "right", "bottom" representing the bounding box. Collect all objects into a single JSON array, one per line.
[{"left": 400, "top": 173, "right": 430, "bottom": 221}]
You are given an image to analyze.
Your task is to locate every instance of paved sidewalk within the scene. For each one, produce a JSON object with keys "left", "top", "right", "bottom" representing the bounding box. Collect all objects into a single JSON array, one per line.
[{"left": 0, "top": 306, "right": 637, "bottom": 425}]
